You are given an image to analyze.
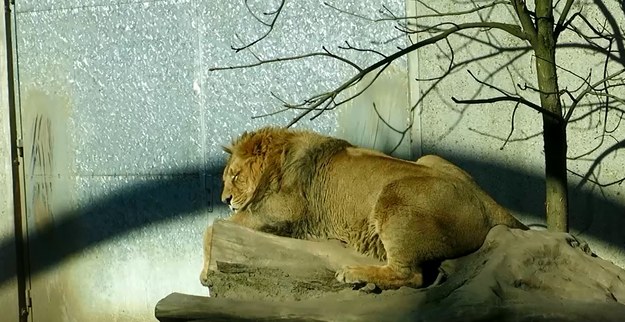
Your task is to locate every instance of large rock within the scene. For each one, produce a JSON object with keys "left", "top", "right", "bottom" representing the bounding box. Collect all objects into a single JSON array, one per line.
[{"left": 155, "top": 221, "right": 625, "bottom": 322}]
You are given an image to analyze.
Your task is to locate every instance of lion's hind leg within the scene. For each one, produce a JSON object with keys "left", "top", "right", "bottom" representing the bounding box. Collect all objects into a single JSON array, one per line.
[
  {"left": 335, "top": 179, "right": 451, "bottom": 290},
  {"left": 335, "top": 211, "right": 429, "bottom": 289},
  {"left": 334, "top": 219, "right": 428, "bottom": 290}
]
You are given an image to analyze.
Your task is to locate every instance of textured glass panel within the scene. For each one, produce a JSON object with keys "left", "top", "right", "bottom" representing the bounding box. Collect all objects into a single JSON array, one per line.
[
  {"left": 16, "top": 1, "right": 201, "bottom": 176},
  {"left": 198, "top": 0, "right": 406, "bottom": 171},
  {"left": 16, "top": 0, "right": 182, "bottom": 13}
]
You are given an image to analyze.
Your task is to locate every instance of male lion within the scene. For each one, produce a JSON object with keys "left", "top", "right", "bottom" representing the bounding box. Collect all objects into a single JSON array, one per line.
[{"left": 200, "top": 126, "right": 527, "bottom": 290}]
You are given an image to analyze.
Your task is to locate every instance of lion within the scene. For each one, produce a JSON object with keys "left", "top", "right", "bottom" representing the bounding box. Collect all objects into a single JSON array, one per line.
[{"left": 200, "top": 126, "right": 527, "bottom": 290}]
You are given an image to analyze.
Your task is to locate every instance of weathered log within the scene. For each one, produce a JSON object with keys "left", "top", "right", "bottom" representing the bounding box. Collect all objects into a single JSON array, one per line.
[
  {"left": 155, "top": 221, "right": 625, "bottom": 322},
  {"left": 155, "top": 291, "right": 625, "bottom": 322},
  {"left": 201, "top": 220, "right": 383, "bottom": 300}
]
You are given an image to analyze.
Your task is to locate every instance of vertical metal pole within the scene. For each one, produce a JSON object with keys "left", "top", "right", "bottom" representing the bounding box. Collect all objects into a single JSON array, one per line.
[{"left": 1, "top": 0, "right": 30, "bottom": 321}]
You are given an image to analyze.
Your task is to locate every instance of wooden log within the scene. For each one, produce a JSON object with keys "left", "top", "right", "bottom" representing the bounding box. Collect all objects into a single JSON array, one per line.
[
  {"left": 207, "top": 220, "right": 383, "bottom": 271},
  {"left": 201, "top": 220, "right": 383, "bottom": 300},
  {"left": 155, "top": 291, "right": 625, "bottom": 322}
]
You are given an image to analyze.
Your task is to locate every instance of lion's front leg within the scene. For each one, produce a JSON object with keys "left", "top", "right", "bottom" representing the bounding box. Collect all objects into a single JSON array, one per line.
[
  {"left": 227, "top": 210, "right": 266, "bottom": 230},
  {"left": 335, "top": 264, "right": 423, "bottom": 290}
]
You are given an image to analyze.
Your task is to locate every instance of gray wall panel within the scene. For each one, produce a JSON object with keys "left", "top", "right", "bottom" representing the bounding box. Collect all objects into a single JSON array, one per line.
[
  {"left": 199, "top": 0, "right": 407, "bottom": 170},
  {"left": 23, "top": 173, "right": 210, "bottom": 322},
  {"left": 16, "top": 1, "right": 202, "bottom": 176},
  {"left": 8, "top": 0, "right": 625, "bottom": 321},
  {"left": 13, "top": 1, "right": 407, "bottom": 321},
  {"left": 16, "top": 0, "right": 184, "bottom": 13}
]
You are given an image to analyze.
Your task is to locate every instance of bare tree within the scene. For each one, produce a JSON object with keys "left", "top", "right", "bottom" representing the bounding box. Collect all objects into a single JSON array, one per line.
[{"left": 211, "top": 0, "right": 625, "bottom": 232}]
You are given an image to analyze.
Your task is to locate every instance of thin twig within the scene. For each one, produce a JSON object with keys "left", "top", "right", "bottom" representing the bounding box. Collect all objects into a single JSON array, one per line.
[
  {"left": 510, "top": 0, "right": 537, "bottom": 42},
  {"left": 469, "top": 128, "right": 543, "bottom": 143},
  {"left": 453, "top": 69, "right": 561, "bottom": 119},
  {"left": 338, "top": 41, "right": 387, "bottom": 58},
  {"left": 209, "top": 51, "right": 362, "bottom": 72},
  {"left": 554, "top": 0, "right": 576, "bottom": 38},
  {"left": 282, "top": 22, "right": 528, "bottom": 127},
  {"left": 501, "top": 102, "right": 521, "bottom": 150},
  {"left": 233, "top": 0, "right": 286, "bottom": 52},
  {"left": 452, "top": 95, "right": 557, "bottom": 118},
  {"left": 369, "top": 102, "right": 412, "bottom": 154},
  {"left": 330, "top": 0, "right": 510, "bottom": 22},
  {"left": 564, "top": 69, "right": 625, "bottom": 123}
]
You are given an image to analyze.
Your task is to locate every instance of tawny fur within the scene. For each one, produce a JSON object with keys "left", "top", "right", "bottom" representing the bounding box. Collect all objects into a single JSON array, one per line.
[{"left": 200, "top": 127, "right": 527, "bottom": 290}]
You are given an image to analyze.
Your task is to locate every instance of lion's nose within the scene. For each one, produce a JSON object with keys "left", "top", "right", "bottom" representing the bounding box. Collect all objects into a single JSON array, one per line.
[{"left": 222, "top": 195, "right": 232, "bottom": 205}]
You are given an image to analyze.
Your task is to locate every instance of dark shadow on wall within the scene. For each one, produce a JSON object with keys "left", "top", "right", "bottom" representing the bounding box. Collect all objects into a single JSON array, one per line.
[
  {"left": 447, "top": 155, "right": 625, "bottom": 248},
  {"left": 0, "top": 165, "right": 222, "bottom": 288},
  {"left": 0, "top": 157, "right": 624, "bottom": 288}
]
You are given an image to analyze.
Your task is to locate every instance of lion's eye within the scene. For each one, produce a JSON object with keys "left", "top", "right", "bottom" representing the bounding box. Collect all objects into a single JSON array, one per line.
[{"left": 233, "top": 174, "right": 239, "bottom": 182}]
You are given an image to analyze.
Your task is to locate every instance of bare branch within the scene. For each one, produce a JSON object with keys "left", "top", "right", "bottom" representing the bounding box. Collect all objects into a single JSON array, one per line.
[
  {"left": 411, "top": 48, "right": 530, "bottom": 115},
  {"left": 251, "top": 108, "right": 290, "bottom": 120},
  {"left": 451, "top": 70, "right": 562, "bottom": 120},
  {"left": 400, "top": 21, "right": 527, "bottom": 40},
  {"left": 414, "top": 0, "right": 441, "bottom": 15},
  {"left": 470, "top": 127, "right": 543, "bottom": 143},
  {"left": 564, "top": 69, "right": 625, "bottom": 123},
  {"left": 501, "top": 102, "right": 521, "bottom": 150},
  {"left": 333, "top": 63, "right": 390, "bottom": 108},
  {"left": 414, "top": 37, "right": 454, "bottom": 82},
  {"left": 452, "top": 95, "right": 557, "bottom": 118},
  {"left": 510, "top": 0, "right": 537, "bottom": 42},
  {"left": 288, "top": 62, "right": 391, "bottom": 127},
  {"left": 233, "top": 0, "right": 286, "bottom": 52},
  {"left": 554, "top": 0, "right": 576, "bottom": 39},
  {"left": 450, "top": 69, "right": 562, "bottom": 119},
  {"left": 338, "top": 41, "right": 387, "bottom": 59},
  {"left": 323, "top": 2, "right": 375, "bottom": 22},
  {"left": 209, "top": 50, "right": 362, "bottom": 72},
  {"left": 280, "top": 22, "right": 528, "bottom": 126},
  {"left": 322, "top": 46, "right": 364, "bottom": 71},
  {"left": 371, "top": 103, "right": 412, "bottom": 154}
]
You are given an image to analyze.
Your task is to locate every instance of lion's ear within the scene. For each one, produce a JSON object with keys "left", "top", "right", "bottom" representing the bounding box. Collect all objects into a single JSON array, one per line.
[
  {"left": 252, "top": 139, "right": 266, "bottom": 156},
  {"left": 221, "top": 145, "right": 233, "bottom": 154},
  {"left": 239, "top": 133, "right": 269, "bottom": 157}
]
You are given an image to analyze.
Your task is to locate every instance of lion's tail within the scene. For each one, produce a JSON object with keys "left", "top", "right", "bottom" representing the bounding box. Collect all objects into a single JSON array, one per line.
[
  {"left": 492, "top": 207, "right": 529, "bottom": 230},
  {"left": 473, "top": 187, "right": 529, "bottom": 230}
]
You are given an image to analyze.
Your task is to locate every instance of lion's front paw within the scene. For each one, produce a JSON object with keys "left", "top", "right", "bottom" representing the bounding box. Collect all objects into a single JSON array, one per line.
[
  {"left": 199, "top": 268, "right": 212, "bottom": 287},
  {"left": 335, "top": 265, "right": 368, "bottom": 285}
]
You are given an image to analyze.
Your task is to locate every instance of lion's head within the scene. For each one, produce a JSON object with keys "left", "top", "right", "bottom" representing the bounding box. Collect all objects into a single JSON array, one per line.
[
  {"left": 221, "top": 151, "right": 260, "bottom": 212},
  {"left": 220, "top": 127, "right": 289, "bottom": 212}
]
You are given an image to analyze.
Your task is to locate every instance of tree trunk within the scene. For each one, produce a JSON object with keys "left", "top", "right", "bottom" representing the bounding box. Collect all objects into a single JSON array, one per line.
[{"left": 533, "top": 0, "right": 569, "bottom": 232}]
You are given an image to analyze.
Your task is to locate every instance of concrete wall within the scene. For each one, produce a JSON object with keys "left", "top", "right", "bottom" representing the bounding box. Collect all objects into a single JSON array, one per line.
[
  {"left": 412, "top": 0, "right": 625, "bottom": 267},
  {"left": 7, "top": 0, "right": 404, "bottom": 321},
  {"left": 2, "top": 0, "right": 623, "bottom": 321}
]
